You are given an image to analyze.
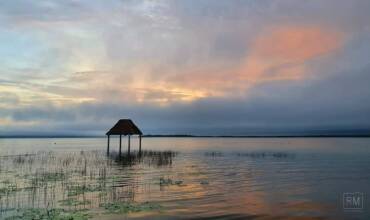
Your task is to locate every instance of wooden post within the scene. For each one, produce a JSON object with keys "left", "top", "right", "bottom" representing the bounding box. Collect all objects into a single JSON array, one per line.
[
  {"left": 139, "top": 135, "right": 142, "bottom": 154},
  {"left": 119, "top": 134, "right": 122, "bottom": 157},
  {"left": 128, "top": 135, "right": 131, "bottom": 155},
  {"left": 107, "top": 135, "right": 110, "bottom": 155}
]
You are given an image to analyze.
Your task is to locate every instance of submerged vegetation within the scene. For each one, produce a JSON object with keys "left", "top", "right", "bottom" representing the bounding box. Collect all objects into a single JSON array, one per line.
[
  {"left": 234, "top": 151, "right": 294, "bottom": 158},
  {"left": 5, "top": 208, "right": 91, "bottom": 220},
  {"left": 0, "top": 148, "right": 296, "bottom": 219},
  {"left": 0, "top": 138, "right": 347, "bottom": 220},
  {"left": 0, "top": 182, "right": 19, "bottom": 196},
  {"left": 204, "top": 151, "right": 295, "bottom": 159},
  {"left": 66, "top": 184, "right": 105, "bottom": 197},
  {"left": 159, "top": 177, "right": 184, "bottom": 186},
  {"left": 100, "top": 201, "right": 162, "bottom": 214},
  {"left": 59, "top": 198, "right": 91, "bottom": 207},
  {"left": 0, "top": 150, "right": 176, "bottom": 219}
]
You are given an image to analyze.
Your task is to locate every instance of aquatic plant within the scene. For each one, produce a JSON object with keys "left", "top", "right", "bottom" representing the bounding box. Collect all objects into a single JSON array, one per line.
[
  {"left": 204, "top": 151, "right": 224, "bottom": 157},
  {"left": 0, "top": 149, "right": 173, "bottom": 218},
  {"left": 1, "top": 179, "right": 12, "bottom": 184},
  {"left": 100, "top": 201, "right": 162, "bottom": 214},
  {"left": 200, "top": 180, "right": 209, "bottom": 185},
  {"left": 0, "top": 183, "right": 19, "bottom": 196},
  {"left": 67, "top": 184, "right": 104, "bottom": 197},
  {"left": 159, "top": 178, "right": 172, "bottom": 185},
  {"left": 5, "top": 208, "right": 91, "bottom": 220},
  {"left": 159, "top": 177, "right": 184, "bottom": 186},
  {"left": 29, "top": 171, "right": 68, "bottom": 188},
  {"left": 59, "top": 198, "right": 91, "bottom": 207},
  {"left": 235, "top": 151, "right": 295, "bottom": 159},
  {"left": 39, "top": 172, "right": 67, "bottom": 182}
]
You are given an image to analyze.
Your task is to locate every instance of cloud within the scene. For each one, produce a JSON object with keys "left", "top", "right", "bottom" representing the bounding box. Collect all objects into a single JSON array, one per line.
[
  {"left": 157, "top": 25, "right": 344, "bottom": 98},
  {"left": 0, "top": 0, "right": 370, "bottom": 135},
  {"left": 252, "top": 26, "right": 341, "bottom": 61},
  {"left": 0, "top": 91, "right": 19, "bottom": 106},
  {"left": 238, "top": 26, "right": 342, "bottom": 82}
]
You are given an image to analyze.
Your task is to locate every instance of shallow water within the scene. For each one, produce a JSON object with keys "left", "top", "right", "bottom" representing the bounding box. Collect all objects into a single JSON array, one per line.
[{"left": 0, "top": 137, "right": 369, "bottom": 219}]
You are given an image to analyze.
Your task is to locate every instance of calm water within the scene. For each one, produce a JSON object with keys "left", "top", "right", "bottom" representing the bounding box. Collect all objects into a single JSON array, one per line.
[{"left": 0, "top": 137, "right": 369, "bottom": 220}]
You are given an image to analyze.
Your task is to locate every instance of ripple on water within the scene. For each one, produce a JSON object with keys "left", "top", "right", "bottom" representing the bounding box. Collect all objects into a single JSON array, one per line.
[{"left": 1, "top": 138, "right": 370, "bottom": 220}]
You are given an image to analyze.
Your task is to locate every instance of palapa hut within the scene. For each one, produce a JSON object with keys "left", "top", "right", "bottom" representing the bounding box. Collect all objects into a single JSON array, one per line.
[{"left": 106, "top": 119, "right": 143, "bottom": 156}]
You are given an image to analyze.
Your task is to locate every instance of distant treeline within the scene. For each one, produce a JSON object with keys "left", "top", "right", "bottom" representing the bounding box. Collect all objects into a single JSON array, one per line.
[
  {"left": 143, "top": 134, "right": 370, "bottom": 138},
  {"left": 1, "top": 134, "right": 370, "bottom": 138}
]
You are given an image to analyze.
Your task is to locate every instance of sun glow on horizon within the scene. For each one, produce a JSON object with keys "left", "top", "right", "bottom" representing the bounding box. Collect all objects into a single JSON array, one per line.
[{"left": 1, "top": 0, "right": 368, "bottom": 135}]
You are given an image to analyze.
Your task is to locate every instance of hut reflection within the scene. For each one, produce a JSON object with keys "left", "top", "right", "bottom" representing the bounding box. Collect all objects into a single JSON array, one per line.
[{"left": 109, "top": 150, "right": 177, "bottom": 167}]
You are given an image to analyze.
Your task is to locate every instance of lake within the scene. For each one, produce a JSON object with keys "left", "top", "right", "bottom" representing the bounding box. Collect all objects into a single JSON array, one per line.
[{"left": 0, "top": 137, "right": 369, "bottom": 220}]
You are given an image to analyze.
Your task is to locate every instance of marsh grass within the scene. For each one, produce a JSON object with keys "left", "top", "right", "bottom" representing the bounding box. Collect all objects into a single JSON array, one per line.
[
  {"left": 59, "top": 198, "right": 91, "bottom": 207},
  {"left": 0, "top": 183, "right": 19, "bottom": 196},
  {"left": 204, "top": 151, "right": 224, "bottom": 157},
  {"left": 0, "top": 150, "right": 176, "bottom": 219},
  {"left": 100, "top": 201, "right": 162, "bottom": 214},
  {"left": 159, "top": 177, "right": 184, "bottom": 186},
  {"left": 5, "top": 208, "right": 91, "bottom": 220},
  {"left": 66, "top": 184, "right": 105, "bottom": 197},
  {"left": 200, "top": 180, "right": 209, "bottom": 185},
  {"left": 235, "top": 151, "right": 295, "bottom": 159},
  {"left": 204, "top": 151, "right": 295, "bottom": 159}
]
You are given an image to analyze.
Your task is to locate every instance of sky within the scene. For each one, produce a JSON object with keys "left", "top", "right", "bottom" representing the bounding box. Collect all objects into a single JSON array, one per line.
[{"left": 1, "top": 0, "right": 370, "bottom": 136}]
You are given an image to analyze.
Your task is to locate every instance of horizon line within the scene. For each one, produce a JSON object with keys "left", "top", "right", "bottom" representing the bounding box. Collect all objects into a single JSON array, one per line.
[{"left": 1, "top": 134, "right": 370, "bottom": 139}]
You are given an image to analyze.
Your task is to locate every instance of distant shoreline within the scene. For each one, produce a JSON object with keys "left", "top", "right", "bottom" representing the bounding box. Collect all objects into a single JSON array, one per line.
[{"left": 0, "top": 134, "right": 369, "bottom": 139}]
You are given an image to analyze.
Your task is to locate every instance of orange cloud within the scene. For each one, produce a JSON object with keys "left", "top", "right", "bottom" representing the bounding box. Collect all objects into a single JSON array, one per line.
[
  {"left": 161, "top": 25, "right": 343, "bottom": 100},
  {"left": 253, "top": 26, "right": 341, "bottom": 61},
  {"left": 239, "top": 25, "right": 343, "bottom": 83},
  {"left": 52, "top": 25, "right": 343, "bottom": 105}
]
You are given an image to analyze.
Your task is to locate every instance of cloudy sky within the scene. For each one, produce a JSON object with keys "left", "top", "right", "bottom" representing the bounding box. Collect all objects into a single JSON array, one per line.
[{"left": 1, "top": 0, "right": 370, "bottom": 136}]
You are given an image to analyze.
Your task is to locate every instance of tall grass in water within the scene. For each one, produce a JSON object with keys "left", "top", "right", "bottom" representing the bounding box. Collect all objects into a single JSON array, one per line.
[{"left": 0, "top": 150, "right": 176, "bottom": 219}]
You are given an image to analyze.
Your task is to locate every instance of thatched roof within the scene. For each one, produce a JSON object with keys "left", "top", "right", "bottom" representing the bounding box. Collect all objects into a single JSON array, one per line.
[{"left": 106, "top": 119, "right": 142, "bottom": 135}]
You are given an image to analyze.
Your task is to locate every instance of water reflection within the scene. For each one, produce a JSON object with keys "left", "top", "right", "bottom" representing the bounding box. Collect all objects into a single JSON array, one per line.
[
  {"left": 0, "top": 150, "right": 179, "bottom": 219},
  {"left": 0, "top": 138, "right": 370, "bottom": 219},
  {"left": 110, "top": 150, "right": 177, "bottom": 167}
]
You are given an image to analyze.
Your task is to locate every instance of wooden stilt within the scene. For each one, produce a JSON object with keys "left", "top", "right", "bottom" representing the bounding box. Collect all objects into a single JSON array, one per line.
[
  {"left": 128, "top": 135, "right": 131, "bottom": 155},
  {"left": 119, "top": 134, "right": 122, "bottom": 157},
  {"left": 107, "top": 135, "right": 110, "bottom": 155},
  {"left": 139, "top": 135, "right": 142, "bottom": 154}
]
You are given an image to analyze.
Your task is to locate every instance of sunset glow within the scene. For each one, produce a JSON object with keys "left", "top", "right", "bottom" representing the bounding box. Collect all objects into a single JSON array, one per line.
[{"left": 0, "top": 1, "right": 369, "bottom": 135}]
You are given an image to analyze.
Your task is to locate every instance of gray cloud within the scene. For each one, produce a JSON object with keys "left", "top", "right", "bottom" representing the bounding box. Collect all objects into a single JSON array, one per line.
[
  {"left": 2, "top": 63, "right": 370, "bottom": 135},
  {"left": 1, "top": 0, "right": 370, "bottom": 135}
]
